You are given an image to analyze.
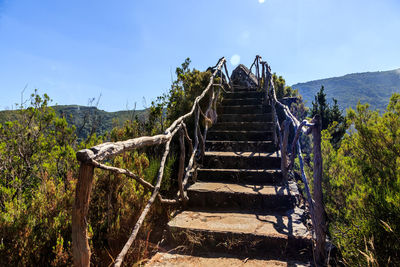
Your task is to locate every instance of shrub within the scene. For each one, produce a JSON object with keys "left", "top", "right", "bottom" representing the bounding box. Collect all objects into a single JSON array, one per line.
[{"left": 320, "top": 93, "right": 400, "bottom": 265}]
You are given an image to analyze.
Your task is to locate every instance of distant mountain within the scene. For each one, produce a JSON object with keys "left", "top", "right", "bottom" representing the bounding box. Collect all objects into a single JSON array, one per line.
[
  {"left": 0, "top": 105, "right": 148, "bottom": 140},
  {"left": 292, "top": 68, "right": 400, "bottom": 111},
  {"left": 54, "top": 105, "right": 149, "bottom": 139}
]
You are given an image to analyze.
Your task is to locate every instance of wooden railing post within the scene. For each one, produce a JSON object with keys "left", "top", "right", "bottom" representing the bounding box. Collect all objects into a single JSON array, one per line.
[
  {"left": 261, "top": 61, "right": 266, "bottom": 95},
  {"left": 178, "top": 128, "right": 187, "bottom": 203},
  {"left": 312, "top": 114, "right": 326, "bottom": 265},
  {"left": 271, "top": 102, "right": 279, "bottom": 148},
  {"left": 223, "top": 61, "right": 232, "bottom": 89},
  {"left": 72, "top": 162, "right": 95, "bottom": 267},
  {"left": 281, "top": 119, "right": 290, "bottom": 182}
]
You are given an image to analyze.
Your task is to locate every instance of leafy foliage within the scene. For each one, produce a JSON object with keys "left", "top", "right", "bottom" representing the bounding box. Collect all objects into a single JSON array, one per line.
[
  {"left": 166, "top": 58, "right": 212, "bottom": 124},
  {"left": 273, "top": 73, "right": 298, "bottom": 99},
  {"left": 0, "top": 91, "right": 79, "bottom": 266},
  {"left": 320, "top": 93, "right": 400, "bottom": 265},
  {"left": 0, "top": 57, "right": 211, "bottom": 265},
  {"left": 144, "top": 57, "right": 213, "bottom": 135},
  {"left": 0, "top": 105, "right": 149, "bottom": 141}
]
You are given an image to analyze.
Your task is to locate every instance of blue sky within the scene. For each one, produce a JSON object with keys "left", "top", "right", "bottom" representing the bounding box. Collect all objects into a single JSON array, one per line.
[{"left": 1, "top": 0, "right": 399, "bottom": 111}]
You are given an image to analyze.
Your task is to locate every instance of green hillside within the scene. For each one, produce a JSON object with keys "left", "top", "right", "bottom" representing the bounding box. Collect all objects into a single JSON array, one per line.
[
  {"left": 292, "top": 68, "right": 400, "bottom": 111},
  {"left": 0, "top": 105, "right": 148, "bottom": 139}
]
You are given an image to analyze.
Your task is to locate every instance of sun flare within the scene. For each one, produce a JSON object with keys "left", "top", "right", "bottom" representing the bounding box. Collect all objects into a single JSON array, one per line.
[{"left": 230, "top": 54, "right": 240, "bottom": 66}]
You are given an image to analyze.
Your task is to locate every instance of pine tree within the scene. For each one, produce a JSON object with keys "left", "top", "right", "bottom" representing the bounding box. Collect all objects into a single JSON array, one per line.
[{"left": 311, "top": 86, "right": 347, "bottom": 147}]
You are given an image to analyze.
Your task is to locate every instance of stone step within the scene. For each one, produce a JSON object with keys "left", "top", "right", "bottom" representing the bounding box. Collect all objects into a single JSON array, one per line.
[
  {"left": 197, "top": 168, "right": 282, "bottom": 184},
  {"left": 207, "top": 130, "right": 273, "bottom": 141},
  {"left": 218, "top": 105, "right": 271, "bottom": 114},
  {"left": 187, "top": 182, "right": 295, "bottom": 210},
  {"left": 232, "top": 85, "right": 259, "bottom": 91},
  {"left": 224, "top": 91, "right": 264, "bottom": 99},
  {"left": 222, "top": 98, "right": 262, "bottom": 106},
  {"left": 167, "top": 209, "right": 312, "bottom": 260},
  {"left": 203, "top": 151, "right": 280, "bottom": 169},
  {"left": 205, "top": 140, "right": 275, "bottom": 152},
  {"left": 212, "top": 122, "right": 273, "bottom": 131},
  {"left": 146, "top": 252, "right": 310, "bottom": 266},
  {"left": 219, "top": 113, "right": 272, "bottom": 123},
  {"left": 235, "top": 87, "right": 260, "bottom": 92}
]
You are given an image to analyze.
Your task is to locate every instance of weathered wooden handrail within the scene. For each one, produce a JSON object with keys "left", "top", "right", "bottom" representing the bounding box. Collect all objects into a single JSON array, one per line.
[
  {"left": 72, "top": 57, "right": 230, "bottom": 267},
  {"left": 257, "top": 56, "right": 327, "bottom": 265}
]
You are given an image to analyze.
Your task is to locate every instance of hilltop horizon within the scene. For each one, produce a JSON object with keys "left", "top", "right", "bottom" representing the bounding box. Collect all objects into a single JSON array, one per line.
[
  {"left": 1, "top": 1, "right": 400, "bottom": 111},
  {"left": 2, "top": 65, "right": 399, "bottom": 113},
  {"left": 292, "top": 67, "right": 400, "bottom": 111}
]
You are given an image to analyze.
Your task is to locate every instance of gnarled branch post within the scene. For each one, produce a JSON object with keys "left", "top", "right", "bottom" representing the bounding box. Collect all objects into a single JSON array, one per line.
[
  {"left": 72, "top": 163, "right": 94, "bottom": 267},
  {"left": 178, "top": 128, "right": 187, "bottom": 203},
  {"left": 311, "top": 115, "right": 326, "bottom": 265},
  {"left": 281, "top": 119, "right": 290, "bottom": 182}
]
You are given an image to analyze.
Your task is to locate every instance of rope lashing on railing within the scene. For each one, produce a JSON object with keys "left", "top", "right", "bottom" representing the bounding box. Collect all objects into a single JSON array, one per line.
[{"left": 72, "top": 57, "right": 231, "bottom": 267}]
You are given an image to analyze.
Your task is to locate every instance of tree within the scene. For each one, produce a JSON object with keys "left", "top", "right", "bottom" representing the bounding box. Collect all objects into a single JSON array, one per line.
[
  {"left": 146, "top": 94, "right": 168, "bottom": 135},
  {"left": 311, "top": 86, "right": 346, "bottom": 148},
  {"left": 273, "top": 73, "right": 298, "bottom": 99},
  {"left": 311, "top": 86, "right": 330, "bottom": 130},
  {"left": 166, "top": 58, "right": 212, "bottom": 124}
]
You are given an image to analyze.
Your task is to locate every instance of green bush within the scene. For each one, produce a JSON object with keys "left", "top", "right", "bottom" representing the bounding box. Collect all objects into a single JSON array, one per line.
[
  {"left": 0, "top": 92, "right": 78, "bottom": 266},
  {"left": 0, "top": 58, "right": 216, "bottom": 265},
  {"left": 320, "top": 93, "right": 400, "bottom": 265}
]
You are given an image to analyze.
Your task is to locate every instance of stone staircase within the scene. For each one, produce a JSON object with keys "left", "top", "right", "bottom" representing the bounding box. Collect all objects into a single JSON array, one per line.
[{"left": 147, "top": 85, "right": 312, "bottom": 266}]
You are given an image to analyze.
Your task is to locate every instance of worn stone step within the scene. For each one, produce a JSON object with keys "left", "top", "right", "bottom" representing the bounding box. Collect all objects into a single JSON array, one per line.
[
  {"left": 224, "top": 91, "right": 264, "bottom": 99},
  {"left": 197, "top": 168, "right": 282, "bottom": 184},
  {"left": 207, "top": 130, "right": 273, "bottom": 141},
  {"left": 212, "top": 122, "right": 273, "bottom": 131},
  {"left": 219, "top": 113, "right": 272, "bottom": 123},
  {"left": 203, "top": 151, "right": 280, "bottom": 169},
  {"left": 218, "top": 105, "right": 271, "bottom": 114},
  {"left": 232, "top": 84, "right": 257, "bottom": 88},
  {"left": 232, "top": 85, "right": 259, "bottom": 92},
  {"left": 222, "top": 98, "right": 262, "bottom": 106},
  {"left": 187, "top": 182, "right": 295, "bottom": 210},
  {"left": 235, "top": 87, "right": 260, "bottom": 92},
  {"left": 205, "top": 140, "right": 275, "bottom": 152},
  {"left": 167, "top": 209, "right": 312, "bottom": 260},
  {"left": 146, "top": 252, "right": 310, "bottom": 266}
]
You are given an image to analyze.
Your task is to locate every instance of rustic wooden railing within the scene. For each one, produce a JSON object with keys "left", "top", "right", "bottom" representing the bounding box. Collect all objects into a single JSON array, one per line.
[
  {"left": 72, "top": 57, "right": 231, "bottom": 267},
  {"left": 251, "top": 55, "right": 327, "bottom": 265}
]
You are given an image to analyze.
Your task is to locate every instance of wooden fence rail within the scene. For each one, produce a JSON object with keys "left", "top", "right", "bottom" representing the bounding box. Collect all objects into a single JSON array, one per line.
[
  {"left": 255, "top": 55, "right": 327, "bottom": 266},
  {"left": 72, "top": 57, "right": 231, "bottom": 267},
  {"left": 72, "top": 55, "right": 327, "bottom": 266}
]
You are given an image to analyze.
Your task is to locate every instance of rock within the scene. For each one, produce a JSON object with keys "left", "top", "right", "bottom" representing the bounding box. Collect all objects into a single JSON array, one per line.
[{"left": 231, "top": 64, "right": 258, "bottom": 88}]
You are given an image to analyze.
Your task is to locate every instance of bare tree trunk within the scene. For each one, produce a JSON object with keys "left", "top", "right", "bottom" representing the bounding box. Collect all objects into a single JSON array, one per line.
[{"left": 72, "top": 163, "right": 94, "bottom": 267}]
